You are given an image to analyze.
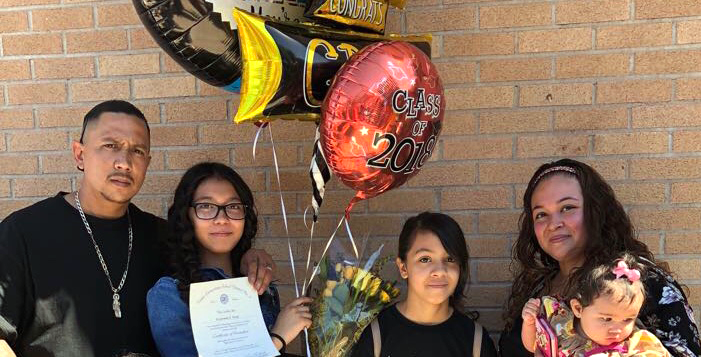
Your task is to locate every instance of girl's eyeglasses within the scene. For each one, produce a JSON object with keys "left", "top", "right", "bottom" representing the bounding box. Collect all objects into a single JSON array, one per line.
[{"left": 190, "top": 202, "right": 247, "bottom": 220}]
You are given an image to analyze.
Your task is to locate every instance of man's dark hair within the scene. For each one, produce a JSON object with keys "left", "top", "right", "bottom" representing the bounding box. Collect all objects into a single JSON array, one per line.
[{"left": 79, "top": 100, "right": 150, "bottom": 143}]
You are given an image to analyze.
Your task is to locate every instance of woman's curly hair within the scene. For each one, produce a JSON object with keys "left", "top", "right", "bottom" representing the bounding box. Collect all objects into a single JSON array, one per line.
[
  {"left": 503, "top": 158, "right": 667, "bottom": 330},
  {"left": 164, "top": 162, "right": 258, "bottom": 303}
]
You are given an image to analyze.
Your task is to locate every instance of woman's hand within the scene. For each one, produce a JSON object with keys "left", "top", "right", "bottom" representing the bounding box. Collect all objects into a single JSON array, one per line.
[
  {"left": 271, "top": 297, "right": 313, "bottom": 349},
  {"left": 521, "top": 298, "right": 541, "bottom": 326},
  {"left": 240, "top": 248, "right": 276, "bottom": 295}
]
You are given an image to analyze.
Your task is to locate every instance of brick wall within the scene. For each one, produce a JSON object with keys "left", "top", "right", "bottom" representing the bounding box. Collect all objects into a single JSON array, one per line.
[{"left": 2, "top": 0, "right": 701, "bottom": 348}]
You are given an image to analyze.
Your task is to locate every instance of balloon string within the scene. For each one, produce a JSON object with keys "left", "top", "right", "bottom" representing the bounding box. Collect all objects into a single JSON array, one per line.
[
  {"left": 252, "top": 123, "right": 266, "bottom": 161},
  {"left": 301, "top": 215, "right": 314, "bottom": 296},
  {"left": 344, "top": 216, "right": 359, "bottom": 261},
  {"left": 267, "top": 124, "right": 300, "bottom": 298},
  {"left": 307, "top": 215, "right": 346, "bottom": 288}
]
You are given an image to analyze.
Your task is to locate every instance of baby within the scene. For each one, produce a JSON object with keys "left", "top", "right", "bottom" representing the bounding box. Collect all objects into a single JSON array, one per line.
[{"left": 521, "top": 253, "right": 671, "bottom": 356}]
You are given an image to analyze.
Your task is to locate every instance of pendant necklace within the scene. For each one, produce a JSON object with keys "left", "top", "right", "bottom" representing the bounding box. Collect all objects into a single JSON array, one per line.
[{"left": 74, "top": 191, "right": 133, "bottom": 318}]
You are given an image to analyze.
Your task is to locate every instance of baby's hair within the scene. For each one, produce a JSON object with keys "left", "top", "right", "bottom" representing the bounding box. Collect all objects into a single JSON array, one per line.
[{"left": 570, "top": 252, "right": 646, "bottom": 308}]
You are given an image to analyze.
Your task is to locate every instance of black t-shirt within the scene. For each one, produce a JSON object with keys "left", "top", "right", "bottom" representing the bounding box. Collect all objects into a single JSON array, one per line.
[
  {"left": 0, "top": 193, "right": 166, "bottom": 357},
  {"left": 352, "top": 304, "right": 497, "bottom": 357}
]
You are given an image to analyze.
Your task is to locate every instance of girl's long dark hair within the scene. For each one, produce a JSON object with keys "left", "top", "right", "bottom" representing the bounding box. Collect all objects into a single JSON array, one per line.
[
  {"left": 165, "top": 162, "right": 258, "bottom": 302},
  {"left": 398, "top": 212, "right": 474, "bottom": 315},
  {"left": 504, "top": 158, "right": 666, "bottom": 330}
]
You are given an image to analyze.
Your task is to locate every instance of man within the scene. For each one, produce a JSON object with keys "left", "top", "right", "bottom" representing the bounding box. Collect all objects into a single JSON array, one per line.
[{"left": 0, "top": 101, "right": 275, "bottom": 356}]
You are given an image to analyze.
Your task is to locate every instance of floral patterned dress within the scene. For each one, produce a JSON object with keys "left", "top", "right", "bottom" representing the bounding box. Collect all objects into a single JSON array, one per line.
[
  {"left": 637, "top": 264, "right": 700, "bottom": 357},
  {"left": 535, "top": 296, "right": 671, "bottom": 357}
]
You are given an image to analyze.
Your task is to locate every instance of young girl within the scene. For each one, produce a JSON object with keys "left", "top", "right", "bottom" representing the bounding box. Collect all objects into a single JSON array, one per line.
[
  {"left": 146, "top": 162, "right": 311, "bottom": 356},
  {"left": 352, "top": 212, "right": 497, "bottom": 357},
  {"left": 521, "top": 253, "right": 671, "bottom": 356}
]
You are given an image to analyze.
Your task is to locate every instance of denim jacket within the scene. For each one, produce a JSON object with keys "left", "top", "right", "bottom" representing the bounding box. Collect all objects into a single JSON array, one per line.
[{"left": 146, "top": 268, "right": 280, "bottom": 357}]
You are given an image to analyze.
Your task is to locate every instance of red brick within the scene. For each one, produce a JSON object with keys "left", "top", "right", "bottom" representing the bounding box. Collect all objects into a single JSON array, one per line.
[
  {"left": 556, "top": 0, "right": 629, "bottom": 24},
  {"left": 677, "top": 20, "right": 701, "bottom": 44},
  {"left": 556, "top": 53, "right": 629, "bottom": 78},
  {"left": 597, "top": 80, "right": 672, "bottom": 104},
  {"left": 32, "top": 7, "right": 93, "bottom": 31},
  {"left": 164, "top": 101, "right": 228, "bottom": 123},
  {"left": 666, "top": 233, "right": 701, "bottom": 253},
  {"left": 234, "top": 144, "right": 299, "bottom": 168},
  {"left": 517, "top": 135, "right": 589, "bottom": 158},
  {"left": 200, "top": 124, "right": 260, "bottom": 144},
  {"left": 594, "top": 132, "right": 668, "bottom": 155},
  {"left": 673, "top": 131, "right": 701, "bottom": 152},
  {"left": 134, "top": 77, "right": 197, "bottom": 99},
  {"left": 444, "top": 86, "right": 513, "bottom": 109},
  {"left": 636, "top": 50, "right": 701, "bottom": 74},
  {"left": 129, "top": 28, "right": 158, "bottom": 50},
  {"left": 0, "top": 0, "right": 57, "bottom": 6},
  {"left": 442, "top": 112, "right": 477, "bottom": 135},
  {"left": 97, "top": 3, "right": 141, "bottom": 27},
  {"left": 3, "top": 34, "right": 62, "bottom": 55},
  {"left": 407, "top": 162, "right": 477, "bottom": 187},
  {"left": 443, "top": 137, "right": 513, "bottom": 160},
  {"left": 7, "top": 83, "right": 66, "bottom": 105},
  {"left": 41, "top": 153, "right": 78, "bottom": 174},
  {"left": 596, "top": 23, "right": 672, "bottom": 49},
  {"left": 480, "top": 110, "right": 550, "bottom": 134},
  {"left": 369, "top": 190, "right": 435, "bottom": 212},
  {"left": 554, "top": 107, "right": 627, "bottom": 130},
  {"left": 633, "top": 104, "right": 701, "bottom": 128},
  {"left": 0, "top": 60, "right": 31, "bottom": 81},
  {"left": 666, "top": 259, "right": 701, "bottom": 280},
  {"left": 478, "top": 211, "right": 520, "bottom": 233},
  {"left": 0, "top": 110, "right": 33, "bottom": 130},
  {"left": 99, "top": 54, "right": 160, "bottom": 76},
  {"left": 14, "top": 177, "right": 71, "bottom": 197},
  {"left": 671, "top": 182, "right": 701, "bottom": 203},
  {"left": 139, "top": 173, "right": 181, "bottom": 195},
  {"left": 480, "top": 58, "right": 551, "bottom": 82},
  {"left": 636, "top": 0, "right": 701, "bottom": 19},
  {"left": 440, "top": 186, "right": 512, "bottom": 210},
  {"left": 443, "top": 33, "right": 514, "bottom": 56},
  {"left": 71, "top": 80, "right": 130, "bottom": 102},
  {"left": 34, "top": 57, "right": 95, "bottom": 79},
  {"left": 198, "top": 82, "right": 230, "bottom": 97},
  {"left": 434, "top": 61, "right": 476, "bottom": 85},
  {"left": 479, "top": 3, "right": 551, "bottom": 29},
  {"left": 520, "top": 83, "right": 593, "bottom": 107},
  {"left": 166, "top": 149, "right": 230, "bottom": 170},
  {"left": 479, "top": 161, "right": 539, "bottom": 184},
  {"left": 477, "top": 260, "right": 512, "bottom": 282},
  {"left": 519, "top": 28, "right": 592, "bottom": 53},
  {"left": 8, "top": 131, "right": 68, "bottom": 152},
  {"left": 406, "top": 7, "right": 476, "bottom": 32},
  {"left": 677, "top": 78, "right": 701, "bottom": 100},
  {"left": 0, "top": 11, "right": 28, "bottom": 33},
  {"left": 150, "top": 126, "right": 197, "bottom": 147},
  {"left": 0, "top": 155, "right": 38, "bottom": 174},
  {"left": 631, "top": 207, "right": 701, "bottom": 230},
  {"left": 66, "top": 30, "right": 128, "bottom": 53},
  {"left": 38, "top": 107, "right": 89, "bottom": 128},
  {"left": 610, "top": 183, "right": 665, "bottom": 204},
  {"left": 630, "top": 158, "right": 701, "bottom": 179}
]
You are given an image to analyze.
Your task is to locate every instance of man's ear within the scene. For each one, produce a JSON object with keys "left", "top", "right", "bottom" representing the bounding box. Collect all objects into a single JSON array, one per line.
[
  {"left": 570, "top": 298, "right": 583, "bottom": 318},
  {"left": 71, "top": 141, "right": 84, "bottom": 172},
  {"left": 396, "top": 257, "right": 408, "bottom": 279}
]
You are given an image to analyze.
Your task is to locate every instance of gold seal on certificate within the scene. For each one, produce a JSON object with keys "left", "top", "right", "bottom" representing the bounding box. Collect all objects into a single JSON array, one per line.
[{"left": 189, "top": 277, "right": 280, "bottom": 357}]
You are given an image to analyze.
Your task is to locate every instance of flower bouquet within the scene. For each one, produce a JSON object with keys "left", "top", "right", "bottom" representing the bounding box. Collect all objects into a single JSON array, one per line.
[{"left": 308, "top": 245, "right": 401, "bottom": 356}]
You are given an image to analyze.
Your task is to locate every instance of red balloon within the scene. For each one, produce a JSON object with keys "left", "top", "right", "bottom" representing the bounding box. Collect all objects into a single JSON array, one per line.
[{"left": 320, "top": 41, "right": 444, "bottom": 216}]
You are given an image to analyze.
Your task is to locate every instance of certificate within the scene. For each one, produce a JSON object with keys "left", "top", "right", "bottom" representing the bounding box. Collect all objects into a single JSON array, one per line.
[{"left": 190, "top": 277, "right": 280, "bottom": 357}]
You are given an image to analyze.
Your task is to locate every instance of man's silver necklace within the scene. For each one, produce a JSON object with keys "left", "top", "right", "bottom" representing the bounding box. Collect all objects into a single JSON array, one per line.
[{"left": 74, "top": 191, "right": 133, "bottom": 319}]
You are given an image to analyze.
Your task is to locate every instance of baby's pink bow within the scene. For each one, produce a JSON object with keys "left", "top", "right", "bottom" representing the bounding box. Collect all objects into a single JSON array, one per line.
[{"left": 612, "top": 261, "right": 641, "bottom": 282}]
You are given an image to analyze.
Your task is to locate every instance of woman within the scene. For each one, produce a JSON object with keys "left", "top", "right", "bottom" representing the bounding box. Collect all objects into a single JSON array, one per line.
[
  {"left": 352, "top": 212, "right": 497, "bottom": 356},
  {"left": 147, "top": 162, "right": 310, "bottom": 356},
  {"left": 499, "top": 158, "right": 700, "bottom": 357}
]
